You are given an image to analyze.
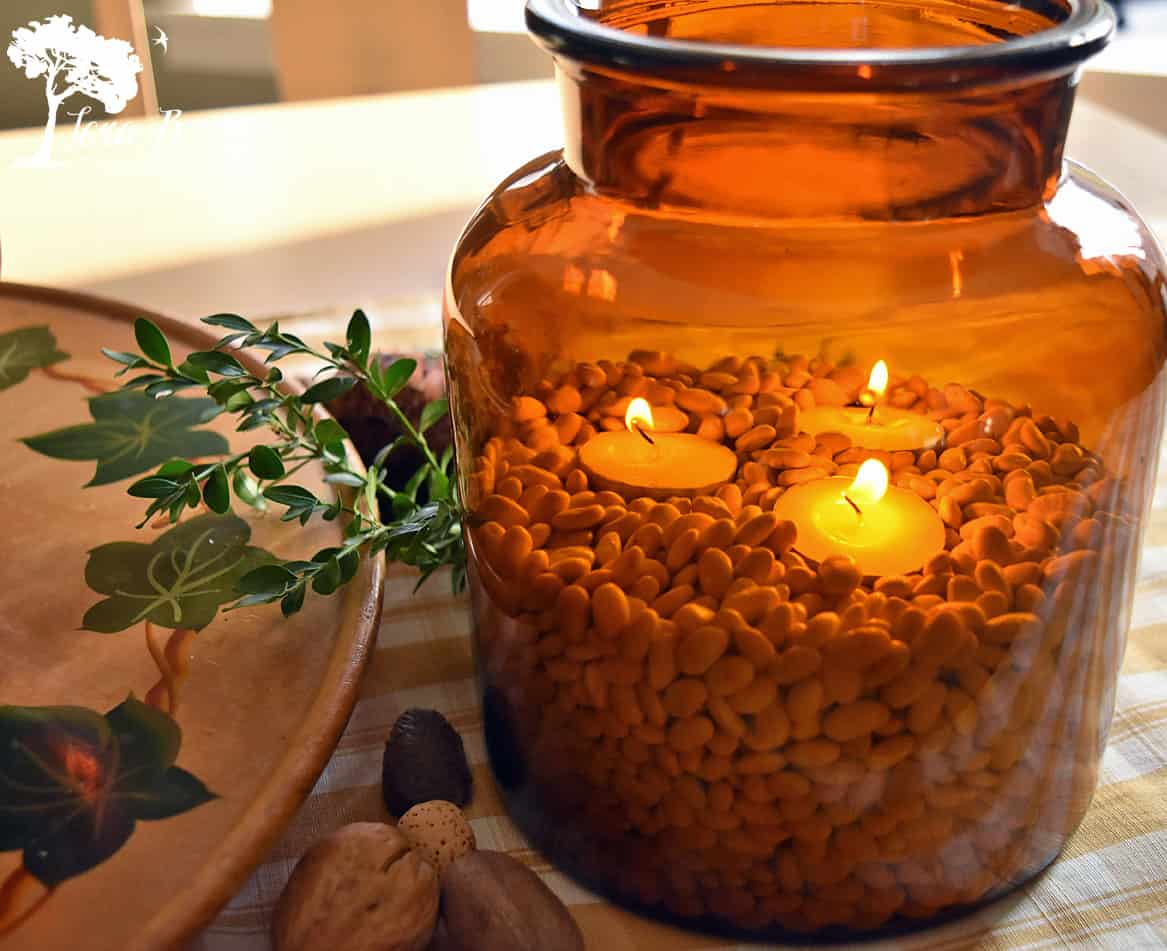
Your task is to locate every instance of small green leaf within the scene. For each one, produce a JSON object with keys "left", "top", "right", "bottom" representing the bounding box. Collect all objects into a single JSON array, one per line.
[
  {"left": 338, "top": 549, "right": 360, "bottom": 584},
  {"left": 324, "top": 472, "right": 365, "bottom": 488},
  {"left": 144, "top": 380, "right": 181, "bottom": 399},
  {"left": 236, "top": 563, "right": 296, "bottom": 595},
  {"left": 314, "top": 418, "right": 349, "bottom": 446},
  {"left": 301, "top": 376, "right": 356, "bottom": 404},
  {"left": 206, "top": 379, "right": 251, "bottom": 404},
  {"left": 248, "top": 445, "right": 285, "bottom": 480},
  {"left": 346, "top": 309, "right": 371, "bottom": 365},
  {"left": 419, "top": 398, "right": 449, "bottom": 433},
  {"left": 264, "top": 485, "right": 320, "bottom": 507},
  {"left": 122, "top": 373, "right": 166, "bottom": 389},
  {"left": 202, "top": 313, "right": 257, "bottom": 332},
  {"left": 427, "top": 467, "right": 450, "bottom": 501},
  {"left": 311, "top": 557, "right": 342, "bottom": 595},
  {"left": 202, "top": 465, "right": 230, "bottom": 514},
  {"left": 404, "top": 464, "right": 428, "bottom": 501},
  {"left": 225, "top": 390, "right": 254, "bottom": 412},
  {"left": 232, "top": 467, "right": 264, "bottom": 508},
  {"left": 184, "top": 351, "right": 246, "bottom": 377},
  {"left": 280, "top": 585, "right": 306, "bottom": 616},
  {"left": 157, "top": 459, "right": 195, "bottom": 478},
  {"left": 134, "top": 319, "right": 172, "bottom": 368},
  {"left": 173, "top": 360, "right": 210, "bottom": 384},
  {"left": 128, "top": 476, "right": 182, "bottom": 499},
  {"left": 101, "top": 348, "right": 145, "bottom": 368},
  {"left": 380, "top": 358, "right": 417, "bottom": 398}
]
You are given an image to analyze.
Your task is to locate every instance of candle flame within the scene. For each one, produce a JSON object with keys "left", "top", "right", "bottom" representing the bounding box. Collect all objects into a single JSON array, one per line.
[
  {"left": 625, "top": 397, "right": 654, "bottom": 432},
  {"left": 848, "top": 459, "right": 889, "bottom": 507},
  {"left": 859, "top": 360, "right": 889, "bottom": 409}
]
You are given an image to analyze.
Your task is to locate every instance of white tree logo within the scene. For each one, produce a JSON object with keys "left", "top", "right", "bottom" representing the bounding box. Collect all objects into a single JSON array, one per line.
[{"left": 7, "top": 15, "right": 143, "bottom": 166}]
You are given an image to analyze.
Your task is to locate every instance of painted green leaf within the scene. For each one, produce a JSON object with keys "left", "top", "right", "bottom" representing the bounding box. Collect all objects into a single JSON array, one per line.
[
  {"left": 82, "top": 513, "right": 277, "bottom": 632},
  {"left": 0, "top": 325, "right": 68, "bottom": 391},
  {"left": 0, "top": 696, "right": 215, "bottom": 887},
  {"left": 22, "top": 390, "right": 229, "bottom": 486}
]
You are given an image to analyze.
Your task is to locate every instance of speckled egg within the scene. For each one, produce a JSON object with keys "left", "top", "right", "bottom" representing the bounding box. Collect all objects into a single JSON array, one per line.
[{"left": 397, "top": 800, "right": 476, "bottom": 876}]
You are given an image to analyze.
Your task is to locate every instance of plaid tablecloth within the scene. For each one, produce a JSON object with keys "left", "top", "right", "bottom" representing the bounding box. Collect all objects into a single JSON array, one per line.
[
  {"left": 191, "top": 452, "right": 1167, "bottom": 951},
  {"left": 192, "top": 304, "right": 1167, "bottom": 950}
]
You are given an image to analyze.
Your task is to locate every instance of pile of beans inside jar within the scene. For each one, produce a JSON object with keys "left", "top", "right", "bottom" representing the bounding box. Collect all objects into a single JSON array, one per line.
[{"left": 464, "top": 349, "right": 1135, "bottom": 934}]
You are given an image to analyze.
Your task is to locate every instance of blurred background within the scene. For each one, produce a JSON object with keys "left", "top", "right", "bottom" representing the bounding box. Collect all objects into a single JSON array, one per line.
[
  {"left": 1, "top": 0, "right": 1163, "bottom": 326},
  {"left": 2, "top": 0, "right": 1164, "bottom": 132},
  {"left": 0, "top": 0, "right": 551, "bottom": 130}
]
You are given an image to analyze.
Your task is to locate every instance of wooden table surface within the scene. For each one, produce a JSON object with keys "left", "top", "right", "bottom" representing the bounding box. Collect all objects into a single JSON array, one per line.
[{"left": 1, "top": 78, "right": 1165, "bottom": 324}]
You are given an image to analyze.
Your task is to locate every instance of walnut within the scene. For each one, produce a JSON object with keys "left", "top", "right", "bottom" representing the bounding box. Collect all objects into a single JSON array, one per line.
[{"left": 272, "top": 823, "right": 439, "bottom": 951}]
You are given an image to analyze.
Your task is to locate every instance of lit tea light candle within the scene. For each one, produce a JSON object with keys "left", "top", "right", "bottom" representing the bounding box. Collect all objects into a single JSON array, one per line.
[
  {"left": 581, "top": 398, "right": 737, "bottom": 498},
  {"left": 799, "top": 360, "right": 943, "bottom": 451},
  {"left": 771, "top": 459, "right": 945, "bottom": 576},
  {"left": 609, "top": 399, "right": 687, "bottom": 432}
]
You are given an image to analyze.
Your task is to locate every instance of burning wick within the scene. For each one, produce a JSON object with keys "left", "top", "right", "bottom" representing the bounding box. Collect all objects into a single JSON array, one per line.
[
  {"left": 859, "top": 359, "right": 889, "bottom": 424},
  {"left": 843, "top": 459, "right": 889, "bottom": 519},
  {"left": 626, "top": 398, "right": 658, "bottom": 447}
]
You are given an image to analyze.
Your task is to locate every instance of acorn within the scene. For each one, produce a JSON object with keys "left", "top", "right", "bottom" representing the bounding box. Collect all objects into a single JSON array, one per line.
[{"left": 382, "top": 708, "right": 473, "bottom": 817}]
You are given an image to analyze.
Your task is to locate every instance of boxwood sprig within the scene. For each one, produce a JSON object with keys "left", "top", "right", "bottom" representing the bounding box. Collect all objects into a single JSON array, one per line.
[{"left": 105, "top": 310, "right": 463, "bottom": 618}]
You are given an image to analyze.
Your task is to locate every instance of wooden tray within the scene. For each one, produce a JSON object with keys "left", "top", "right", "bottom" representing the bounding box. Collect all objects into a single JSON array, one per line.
[{"left": 0, "top": 283, "right": 384, "bottom": 950}]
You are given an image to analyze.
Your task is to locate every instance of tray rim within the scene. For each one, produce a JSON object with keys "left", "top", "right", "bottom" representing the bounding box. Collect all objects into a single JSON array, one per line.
[{"left": 0, "top": 280, "right": 386, "bottom": 950}]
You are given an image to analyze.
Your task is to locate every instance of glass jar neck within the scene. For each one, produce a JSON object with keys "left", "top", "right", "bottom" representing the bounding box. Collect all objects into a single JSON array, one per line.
[{"left": 557, "top": 64, "right": 1077, "bottom": 220}]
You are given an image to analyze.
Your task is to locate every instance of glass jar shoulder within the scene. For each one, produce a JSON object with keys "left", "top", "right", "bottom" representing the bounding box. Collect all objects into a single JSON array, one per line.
[
  {"left": 451, "top": 153, "right": 1166, "bottom": 316},
  {"left": 447, "top": 152, "right": 1167, "bottom": 426},
  {"left": 1046, "top": 160, "right": 1167, "bottom": 302}
]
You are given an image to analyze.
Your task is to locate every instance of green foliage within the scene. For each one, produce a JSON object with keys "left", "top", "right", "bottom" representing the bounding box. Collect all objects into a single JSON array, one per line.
[
  {"left": 95, "top": 308, "right": 464, "bottom": 626},
  {"left": 0, "top": 325, "right": 68, "bottom": 390},
  {"left": 0, "top": 696, "right": 215, "bottom": 887}
]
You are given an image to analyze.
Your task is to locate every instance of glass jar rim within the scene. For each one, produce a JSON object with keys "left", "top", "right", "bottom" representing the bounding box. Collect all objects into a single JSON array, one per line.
[{"left": 525, "top": 0, "right": 1115, "bottom": 90}]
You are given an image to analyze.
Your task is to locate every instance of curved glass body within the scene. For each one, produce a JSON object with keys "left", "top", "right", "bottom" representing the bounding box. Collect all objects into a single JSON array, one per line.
[{"left": 444, "top": 0, "right": 1167, "bottom": 937}]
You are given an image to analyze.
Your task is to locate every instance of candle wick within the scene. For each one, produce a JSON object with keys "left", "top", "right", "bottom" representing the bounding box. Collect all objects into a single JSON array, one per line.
[
  {"left": 843, "top": 494, "right": 863, "bottom": 517},
  {"left": 634, "top": 423, "right": 655, "bottom": 446},
  {"left": 866, "top": 402, "right": 877, "bottom": 423}
]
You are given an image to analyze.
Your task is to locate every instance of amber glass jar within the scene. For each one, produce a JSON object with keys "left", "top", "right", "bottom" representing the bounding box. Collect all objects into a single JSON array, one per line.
[{"left": 444, "top": 0, "right": 1167, "bottom": 937}]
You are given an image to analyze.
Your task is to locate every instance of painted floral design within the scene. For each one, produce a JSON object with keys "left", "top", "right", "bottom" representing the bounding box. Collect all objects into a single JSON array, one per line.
[
  {"left": 22, "top": 390, "right": 228, "bottom": 486},
  {"left": 0, "top": 326, "right": 68, "bottom": 391},
  {"left": 0, "top": 696, "right": 214, "bottom": 888},
  {"left": 82, "top": 513, "right": 275, "bottom": 633}
]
